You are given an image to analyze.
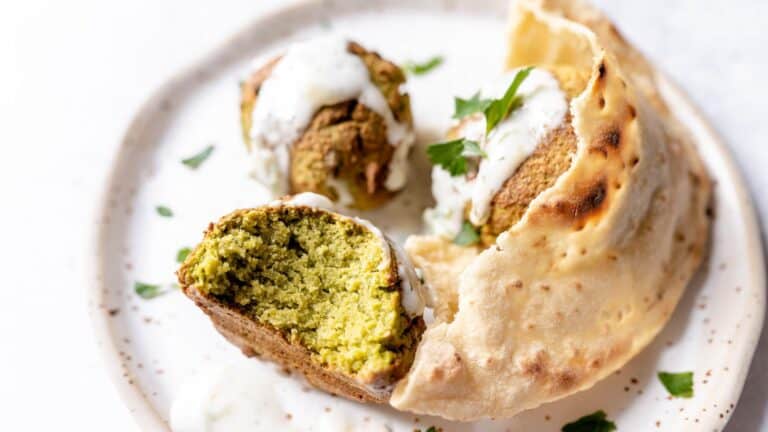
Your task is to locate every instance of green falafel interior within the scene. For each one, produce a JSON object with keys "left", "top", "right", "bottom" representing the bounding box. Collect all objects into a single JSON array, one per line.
[{"left": 178, "top": 196, "right": 424, "bottom": 393}]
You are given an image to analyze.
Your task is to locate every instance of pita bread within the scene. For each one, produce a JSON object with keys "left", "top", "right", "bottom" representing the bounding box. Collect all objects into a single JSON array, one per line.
[{"left": 392, "top": 0, "right": 711, "bottom": 420}]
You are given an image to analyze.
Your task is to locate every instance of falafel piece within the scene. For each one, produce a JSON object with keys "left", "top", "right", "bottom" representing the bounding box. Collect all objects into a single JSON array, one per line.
[
  {"left": 177, "top": 202, "right": 425, "bottom": 403},
  {"left": 478, "top": 118, "right": 577, "bottom": 244},
  {"left": 240, "top": 42, "right": 413, "bottom": 210},
  {"left": 452, "top": 67, "right": 581, "bottom": 246}
]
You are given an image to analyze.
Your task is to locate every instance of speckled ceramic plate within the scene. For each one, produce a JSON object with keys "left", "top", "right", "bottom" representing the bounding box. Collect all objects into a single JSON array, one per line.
[{"left": 89, "top": 0, "right": 765, "bottom": 430}]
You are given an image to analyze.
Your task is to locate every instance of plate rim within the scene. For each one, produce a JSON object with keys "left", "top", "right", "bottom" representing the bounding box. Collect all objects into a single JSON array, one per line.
[{"left": 86, "top": 1, "right": 767, "bottom": 430}]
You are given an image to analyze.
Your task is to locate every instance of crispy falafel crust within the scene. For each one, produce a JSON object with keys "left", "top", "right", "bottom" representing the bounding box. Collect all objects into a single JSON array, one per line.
[
  {"left": 481, "top": 118, "right": 577, "bottom": 244},
  {"left": 240, "top": 42, "right": 412, "bottom": 210},
  {"left": 183, "top": 287, "right": 418, "bottom": 403},
  {"left": 177, "top": 208, "right": 425, "bottom": 403}
]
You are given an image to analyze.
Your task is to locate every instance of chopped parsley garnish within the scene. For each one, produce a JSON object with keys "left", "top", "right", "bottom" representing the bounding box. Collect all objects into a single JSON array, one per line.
[
  {"left": 562, "top": 410, "right": 617, "bottom": 432},
  {"left": 425, "top": 427, "right": 439, "bottom": 432},
  {"left": 176, "top": 247, "right": 191, "bottom": 263},
  {"left": 181, "top": 145, "right": 214, "bottom": 169},
  {"left": 156, "top": 205, "right": 173, "bottom": 217},
  {"left": 428, "top": 68, "right": 533, "bottom": 175},
  {"left": 658, "top": 371, "right": 694, "bottom": 398},
  {"left": 454, "top": 221, "right": 480, "bottom": 246},
  {"left": 426, "top": 138, "right": 486, "bottom": 176},
  {"left": 134, "top": 282, "right": 165, "bottom": 299},
  {"left": 453, "top": 91, "right": 493, "bottom": 119},
  {"left": 483, "top": 66, "right": 533, "bottom": 133},
  {"left": 403, "top": 56, "right": 444, "bottom": 75},
  {"left": 134, "top": 282, "right": 178, "bottom": 299}
]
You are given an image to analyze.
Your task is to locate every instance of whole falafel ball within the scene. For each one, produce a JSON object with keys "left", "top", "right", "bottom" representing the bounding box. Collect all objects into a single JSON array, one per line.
[{"left": 241, "top": 42, "right": 413, "bottom": 210}]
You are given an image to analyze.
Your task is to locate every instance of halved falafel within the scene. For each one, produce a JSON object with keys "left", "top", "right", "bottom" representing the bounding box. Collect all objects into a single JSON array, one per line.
[
  {"left": 241, "top": 40, "right": 414, "bottom": 210},
  {"left": 177, "top": 194, "right": 425, "bottom": 402}
]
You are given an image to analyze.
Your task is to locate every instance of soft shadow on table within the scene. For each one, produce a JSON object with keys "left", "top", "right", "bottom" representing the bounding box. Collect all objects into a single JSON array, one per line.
[{"left": 724, "top": 222, "right": 768, "bottom": 432}]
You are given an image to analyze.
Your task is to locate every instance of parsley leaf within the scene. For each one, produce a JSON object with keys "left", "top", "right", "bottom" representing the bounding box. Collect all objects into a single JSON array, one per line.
[
  {"left": 176, "top": 247, "right": 192, "bottom": 263},
  {"left": 156, "top": 205, "right": 173, "bottom": 217},
  {"left": 484, "top": 66, "right": 534, "bottom": 134},
  {"left": 454, "top": 221, "right": 480, "bottom": 246},
  {"left": 425, "top": 427, "right": 438, "bottom": 432},
  {"left": 134, "top": 282, "right": 178, "bottom": 299},
  {"left": 182, "top": 145, "right": 215, "bottom": 169},
  {"left": 403, "top": 56, "right": 444, "bottom": 75},
  {"left": 427, "top": 138, "right": 485, "bottom": 176},
  {"left": 461, "top": 140, "right": 487, "bottom": 158},
  {"left": 658, "top": 371, "right": 694, "bottom": 398},
  {"left": 453, "top": 92, "right": 493, "bottom": 119},
  {"left": 562, "top": 410, "right": 617, "bottom": 432},
  {"left": 134, "top": 282, "right": 165, "bottom": 299}
]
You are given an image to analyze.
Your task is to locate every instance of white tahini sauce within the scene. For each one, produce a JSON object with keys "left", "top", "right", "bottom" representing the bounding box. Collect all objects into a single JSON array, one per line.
[
  {"left": 424, "top": 68, "right": 568, "bottom": 237},
  {"left": 248, "top": 35, "right": 414, "bottom": 198},
  {"left": 390, "top": 240, "right": 426, "bottom": 317},
  {"left": 282, "top": 191, "right": 336, "bottom": 210},
  {"left": 170, "top": 359, "right": 394, "bottom": 432}
]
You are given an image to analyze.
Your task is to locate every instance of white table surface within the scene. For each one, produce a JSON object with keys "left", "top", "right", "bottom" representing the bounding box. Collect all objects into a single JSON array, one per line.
[{"left": 1, "top": 0, "right": 765, "bottom": 430}]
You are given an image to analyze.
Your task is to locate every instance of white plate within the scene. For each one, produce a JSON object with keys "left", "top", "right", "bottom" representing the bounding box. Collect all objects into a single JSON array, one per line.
[{"left": 89, "top": 0, "right": 766, "bottom": 430}]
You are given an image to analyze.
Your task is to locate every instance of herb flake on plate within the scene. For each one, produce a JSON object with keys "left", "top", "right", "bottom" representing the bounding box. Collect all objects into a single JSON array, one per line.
[
  {"left": 454, "top": 221, "right": 480, "bottom": 246},
  {"left": 176, "top": 247, "right": 192, "bottom": 263},
  {"left": 427, "top": 138, "right": 486, "bottom": 176},
  {"left": 134, "top": 282, "right": 166, "bottom": 299},
  {"left": 181, "top": 145, "right": 215, "bottom": 169},
  {"left": 403, "top": 55, "right": 444, "bottom": 75},
  {"left": 562, "top": 410, "right": 617, "bottom": 432},
  {"left": 658, "top": 371, "right": 694, "bottom": 398},
  {"left": 156, "top": 205, "right": 173, "bottom": 217}
]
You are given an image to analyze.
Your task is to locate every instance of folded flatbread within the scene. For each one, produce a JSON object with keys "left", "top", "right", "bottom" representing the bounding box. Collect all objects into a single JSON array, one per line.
[{"left": 392, "top": 0, "right": 711, "bottom": 420}]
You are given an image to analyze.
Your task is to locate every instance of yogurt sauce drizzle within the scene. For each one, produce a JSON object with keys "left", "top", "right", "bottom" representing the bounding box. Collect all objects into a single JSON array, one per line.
[
  {"left": 248, "top": 35, "right": 414, "bottom": 197},
  {"left": 170, "top": 359, "right": 395, "bottom": 432},
  {"left": 424, "top": 68, "right": 568, "bottom": 237}
]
